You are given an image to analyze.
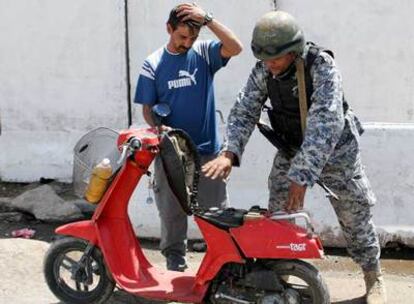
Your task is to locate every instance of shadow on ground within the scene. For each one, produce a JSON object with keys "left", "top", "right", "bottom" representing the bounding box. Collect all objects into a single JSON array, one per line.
[
  {"left": 332, "top": 297, "right": 365, "bottom": 304},
  {"left": 49, "top": 289, "right": 170, "bottom": 304}
]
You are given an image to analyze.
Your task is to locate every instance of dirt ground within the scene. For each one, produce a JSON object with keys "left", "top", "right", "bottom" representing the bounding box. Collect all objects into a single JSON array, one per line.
[
  {"left": 1, "top": 182, "right": 414, "bottom": 303},
  {"left": 1, "top": 236, "right": 414, "bottom": 304}
]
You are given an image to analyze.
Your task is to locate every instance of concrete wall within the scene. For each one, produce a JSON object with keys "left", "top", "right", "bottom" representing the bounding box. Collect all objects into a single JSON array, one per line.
[
  {"left": 0, "top": 0, "right": 129, "bottom": 181},
  {"left": 0, "top": 0, "right": 413, "bottom": 247},
  {"left": 126, "top": 0, "right": 414, "bottom": 247},
  {"left": 278, "top": 0, "right": 414, "bottom": 123}
]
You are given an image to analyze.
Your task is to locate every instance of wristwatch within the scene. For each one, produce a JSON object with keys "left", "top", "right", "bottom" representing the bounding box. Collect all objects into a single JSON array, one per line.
[{"left": 203, "top": 12, "right": 213, "bottom": 26}]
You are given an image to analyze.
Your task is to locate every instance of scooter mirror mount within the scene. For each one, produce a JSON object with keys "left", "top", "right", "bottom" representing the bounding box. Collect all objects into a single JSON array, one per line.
[{"left": 151, "top": 103, "right": 171, "bottom": 127}]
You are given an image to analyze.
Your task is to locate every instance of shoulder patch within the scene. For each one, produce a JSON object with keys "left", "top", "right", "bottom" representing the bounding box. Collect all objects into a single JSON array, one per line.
[{"left": 314, "top": 51, "right": 335, "bottom": 67}]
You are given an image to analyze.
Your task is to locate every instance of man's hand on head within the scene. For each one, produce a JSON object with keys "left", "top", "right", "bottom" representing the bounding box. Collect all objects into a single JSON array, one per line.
[{"left": 175, "top": 3, "right": 206, "bottom": 25}]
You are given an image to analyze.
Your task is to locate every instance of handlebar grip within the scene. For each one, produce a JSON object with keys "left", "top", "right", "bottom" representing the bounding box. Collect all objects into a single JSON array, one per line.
[
  {"left": 117, "top": 137, "right": 141, "bottom": 165},
  {"left": 129, "top": 138, "right": 142, "bottom": 150}
]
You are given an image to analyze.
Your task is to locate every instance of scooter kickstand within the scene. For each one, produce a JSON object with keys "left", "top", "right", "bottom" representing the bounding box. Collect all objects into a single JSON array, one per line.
[{"left": 214, "top": 292, "right": 254, "bottom": 304}]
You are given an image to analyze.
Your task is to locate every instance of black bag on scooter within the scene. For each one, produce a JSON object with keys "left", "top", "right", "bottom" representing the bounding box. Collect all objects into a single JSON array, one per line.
[{"left": 159, "top": 129, "right": 201, "bottom": 215}]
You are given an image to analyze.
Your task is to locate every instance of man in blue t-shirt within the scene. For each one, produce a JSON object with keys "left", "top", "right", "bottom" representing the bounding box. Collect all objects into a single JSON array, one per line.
[{"left": 134, "top": 3, "right": 242, "bottom": 271}]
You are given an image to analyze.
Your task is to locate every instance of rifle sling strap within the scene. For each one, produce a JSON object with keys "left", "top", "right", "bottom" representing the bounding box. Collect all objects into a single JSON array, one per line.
[{"left": 295, "top": 57, "right": 307, "bottom": 137}]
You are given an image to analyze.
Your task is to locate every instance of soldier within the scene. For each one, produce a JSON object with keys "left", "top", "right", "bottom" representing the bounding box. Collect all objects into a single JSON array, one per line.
[{"left": 202, "top": 11, "right": 386, "bottom": 304}]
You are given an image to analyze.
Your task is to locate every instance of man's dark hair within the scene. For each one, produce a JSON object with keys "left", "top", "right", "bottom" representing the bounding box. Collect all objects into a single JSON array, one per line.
[{"left": 167, "top": 6, "right": 202, "bottom": 32}]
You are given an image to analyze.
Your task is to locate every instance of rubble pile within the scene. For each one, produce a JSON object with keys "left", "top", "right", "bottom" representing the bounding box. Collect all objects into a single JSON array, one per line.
[{"left": 0, "top": 182, "right": 94, "bottom": 224}]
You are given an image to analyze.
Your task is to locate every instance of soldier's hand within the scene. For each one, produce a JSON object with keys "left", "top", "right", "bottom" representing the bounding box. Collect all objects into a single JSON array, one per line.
[
  {"left": 160, "top": 125, "right": 172, "bottom": 132},
  {"left": 285, "top": 182, "right": 307, "bottom": 212},
  {"left": 202, "top": 152, "right": 234, "bottom": 180}
]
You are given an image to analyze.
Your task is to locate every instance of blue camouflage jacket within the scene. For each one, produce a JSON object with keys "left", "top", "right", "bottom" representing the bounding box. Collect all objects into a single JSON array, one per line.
[{"left": 222, "top": 45, "right": 364, "bottom": 187}]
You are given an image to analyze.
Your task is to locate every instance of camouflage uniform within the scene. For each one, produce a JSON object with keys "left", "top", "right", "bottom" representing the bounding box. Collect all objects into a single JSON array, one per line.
[{"left": 222, "top": 45, "right": 381, "bottom": 271}]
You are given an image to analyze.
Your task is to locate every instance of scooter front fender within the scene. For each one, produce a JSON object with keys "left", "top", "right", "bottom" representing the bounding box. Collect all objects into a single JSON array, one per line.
[
  {"left": 55, "top": 220, "right": 98, "bottom": 245},
  {"left": 230, "top": 217, "right": 324, "bottom": 259}
]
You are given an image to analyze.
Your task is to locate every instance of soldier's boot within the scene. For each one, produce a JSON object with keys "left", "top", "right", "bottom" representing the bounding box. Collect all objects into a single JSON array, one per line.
[{"left": 364, "top": 270, "right": 387, "bottom": 304}]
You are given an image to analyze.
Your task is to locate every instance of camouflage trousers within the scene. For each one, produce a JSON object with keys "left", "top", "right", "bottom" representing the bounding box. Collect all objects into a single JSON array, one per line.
[{"left": 268, "top": 152, "right": 381, "bottom": 271}]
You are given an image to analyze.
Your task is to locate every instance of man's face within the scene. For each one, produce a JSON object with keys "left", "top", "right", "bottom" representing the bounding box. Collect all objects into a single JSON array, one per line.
[
  {"left": 167, "top": 24, "right": 200, "bottom": 54},
  {"left": 264, "top": 52, "right": 296, "bottom": 76}
]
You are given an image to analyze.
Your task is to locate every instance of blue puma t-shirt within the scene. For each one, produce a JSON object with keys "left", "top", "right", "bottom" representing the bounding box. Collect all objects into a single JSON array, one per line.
[{"left": 134, "top": 40, "right": 229, "bottom": 155}]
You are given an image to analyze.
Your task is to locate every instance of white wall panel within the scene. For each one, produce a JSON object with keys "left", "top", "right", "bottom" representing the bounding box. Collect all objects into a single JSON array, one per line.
[
  {"left": 0, "top": 0, "right": 128, "bottom": 181},
  {"left": 0, "top": 0, "right": 413, "bottom": 246}
]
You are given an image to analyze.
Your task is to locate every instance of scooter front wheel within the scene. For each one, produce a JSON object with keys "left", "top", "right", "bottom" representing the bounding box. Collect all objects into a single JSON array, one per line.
[{"left": 44, "top": 237, "right": 115, "bottom": 304}]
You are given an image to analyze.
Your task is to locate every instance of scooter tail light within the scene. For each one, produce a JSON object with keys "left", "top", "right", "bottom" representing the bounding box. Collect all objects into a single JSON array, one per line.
[{"left": 315, "top": 237, "right": 325, "bottom": 258}]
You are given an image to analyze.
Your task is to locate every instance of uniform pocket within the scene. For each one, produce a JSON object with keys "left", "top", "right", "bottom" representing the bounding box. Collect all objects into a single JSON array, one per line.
[{"left": 349, "top": 172, "right": 376, "bottom": 207}]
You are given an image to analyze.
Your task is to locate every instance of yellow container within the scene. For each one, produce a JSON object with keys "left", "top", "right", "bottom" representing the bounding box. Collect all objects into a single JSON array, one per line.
[{"left": 84, "top": 158, "right": 112, "bottom": 204}]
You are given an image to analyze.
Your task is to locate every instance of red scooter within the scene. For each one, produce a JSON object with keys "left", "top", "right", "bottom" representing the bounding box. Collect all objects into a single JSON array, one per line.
[{"left": 44, "top": 106, "right": 330, "bottom": 304}]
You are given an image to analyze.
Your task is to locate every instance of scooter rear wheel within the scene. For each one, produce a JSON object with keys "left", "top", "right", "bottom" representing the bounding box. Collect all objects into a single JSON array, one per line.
[
  {"left": 266, "top": 259, "right": 330, "bottom": 304},
  {"left": 44, "top": 237, "right": 115, "bottom": 304}
]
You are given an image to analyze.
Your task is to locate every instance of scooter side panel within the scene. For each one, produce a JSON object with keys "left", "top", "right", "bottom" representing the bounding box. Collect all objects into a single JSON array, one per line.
[
  {"left": 230, "top": 218, "right": 324, "bottom": 259},
  {"left": 194, "top": 216, "right": 244, "bottom": 286}
]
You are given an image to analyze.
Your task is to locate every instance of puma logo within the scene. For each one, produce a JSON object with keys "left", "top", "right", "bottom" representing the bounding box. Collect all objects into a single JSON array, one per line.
[
  {"left": 168, "top": 68, "right": 198, "bottom": 89},
  {"left": 178, "top": 68, "right": 198, "bottom": 85}
]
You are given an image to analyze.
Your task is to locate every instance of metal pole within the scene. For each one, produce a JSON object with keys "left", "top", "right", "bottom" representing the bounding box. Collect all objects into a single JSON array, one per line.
[{"left": 123, "top": 0, "right": 132, "bottom": 127}]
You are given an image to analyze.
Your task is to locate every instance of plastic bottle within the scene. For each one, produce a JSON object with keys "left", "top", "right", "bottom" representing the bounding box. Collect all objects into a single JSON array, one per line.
[{"left": 84, "top": 158, "right": 112, "bottom": 204}]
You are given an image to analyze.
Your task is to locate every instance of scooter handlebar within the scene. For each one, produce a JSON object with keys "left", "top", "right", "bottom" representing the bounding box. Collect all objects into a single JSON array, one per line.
[
  {"left": 129, "top": 137, "right": 142, "bottom": 150},
  {"left": 117, "top": 137, "right": 142, "bottom": 165}
]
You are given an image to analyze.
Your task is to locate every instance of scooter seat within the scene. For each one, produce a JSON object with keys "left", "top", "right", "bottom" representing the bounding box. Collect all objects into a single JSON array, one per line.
[{"left": 197, "top": 207, "right": 247, "bottom": 230}]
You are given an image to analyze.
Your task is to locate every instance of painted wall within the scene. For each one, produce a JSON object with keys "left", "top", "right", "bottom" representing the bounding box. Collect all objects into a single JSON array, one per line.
[
  {"left": 0, "top": 0, "right": 129, "bottom": 181},
  {"left": 278, "top": 0, "right": 414, "bottom": 123},
  {"left": 0, "top": 0, "right": 413, "bottom": 247},
  {"left": 127, "top": 0, "right": 414, "bottom": 247}
]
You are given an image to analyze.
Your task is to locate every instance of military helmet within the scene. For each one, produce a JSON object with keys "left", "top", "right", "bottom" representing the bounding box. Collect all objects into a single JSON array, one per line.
[{"left": 251, "top": 11, "right": 305, "bottom": 61}]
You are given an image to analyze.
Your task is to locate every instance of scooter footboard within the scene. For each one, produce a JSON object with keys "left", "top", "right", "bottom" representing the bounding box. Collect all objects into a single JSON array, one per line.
[{"left": 230, "top": 216, "right": 324, "bottom": 259}]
